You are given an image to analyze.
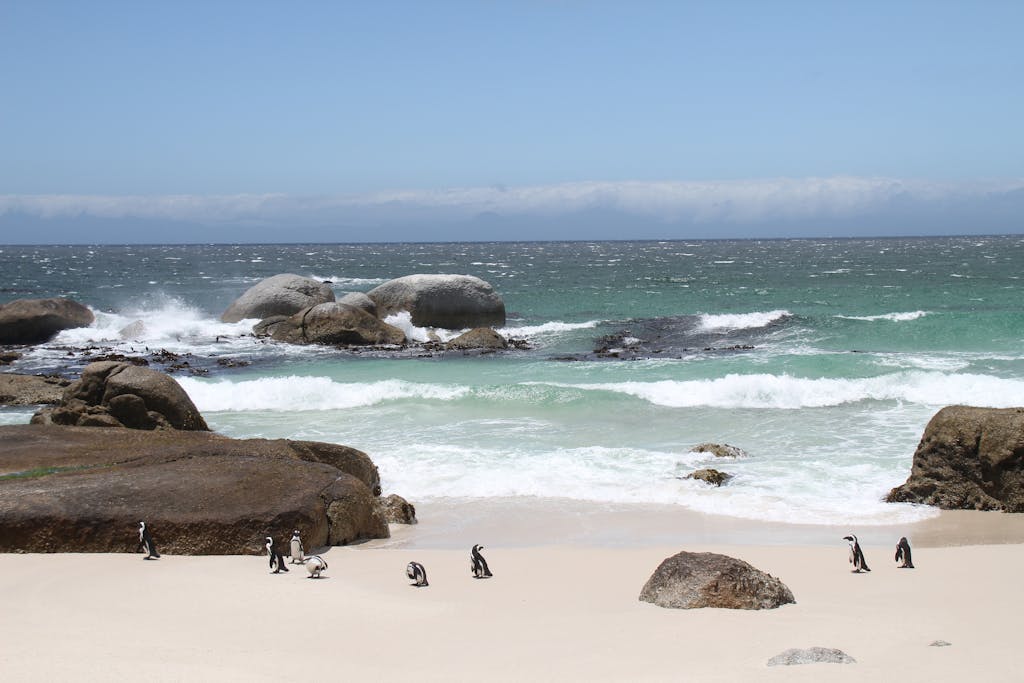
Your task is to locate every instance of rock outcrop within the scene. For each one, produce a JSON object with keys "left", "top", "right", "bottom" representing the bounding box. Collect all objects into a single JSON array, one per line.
[
  {"left": 447, "top": 327, "right": 508, "bottom": 351},
  {"left": 267, "top": 302, "right": 406, "bottom": 346},
  {"left": 0, "top": 297, "right": 95, "bottom": 344},
  {"left": 30, "top": 361, "right": 208, "bottom": 431},
  {"left": 221, "top": 274, "right": 335, "bottom": 323},
  {"left": 0, "top": 424, "right": 388, "bottom": 554},
  {"left": 376, "top": 493, "right": 418, "bottom": 524},
  {"left": 886, "top": 406, "right": 1024, "bottom": 511},
  {"left": 0, "top": 374, "right": 69, "bottom": 405},
  {"left": 367, "top": 274, "right": 505, "bottom": 329},
  {"left": 767, "top": 648, "right": 856, "bottom": 666},
  {"left": 639, "top": 551, "right": 795, "bottom": 610}
]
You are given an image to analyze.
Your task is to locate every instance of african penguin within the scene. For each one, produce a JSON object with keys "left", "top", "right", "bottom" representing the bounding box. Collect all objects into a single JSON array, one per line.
[
  {"left": 406, "top": 561, "right": 428, "bottom": 587},
  {"left": 265, "top": 536, "right": 289, "bottom": 574},
  {"left": 843, "top": 534, "right": 870, "bottom": 572},
  {"left": 137, "top": 521, "right": 160, "bottom": 560},
  {"left": 895, "top": 536, "right": 914, "bottom": 568},
  {"left": 470, "top": 544, "right": 492, "bottom": 578},
  {"left": 305, "top": 555, "right": 328, "bottom": 579},
  {"left": 289, "top": 530, "right": 305, "bottom": 564}
]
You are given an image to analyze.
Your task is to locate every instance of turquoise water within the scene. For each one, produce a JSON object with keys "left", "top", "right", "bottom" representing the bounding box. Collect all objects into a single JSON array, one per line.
[{"left": 3, "top": 236, "right": 1023, "bottom": 525}]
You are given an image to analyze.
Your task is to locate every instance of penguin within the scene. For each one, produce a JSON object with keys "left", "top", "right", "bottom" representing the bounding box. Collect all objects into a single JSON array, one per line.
[
  {"left": 265, "top": 536, "right": 289, "bottom": 574},
  {"left": 895, "top": 536, "right": 914, "bottom": 568},
  {"left": 137, "top": 521, "right": 160, "bottom": 560},
  {"left": 305, "top": 554, "right": 328, "bottom": 579},
  {"left": 843, "top": 534, "right": 870, "bottom": 572},
  {"left": 289, "top": 530, "right": 305, "bottom": 564},
  {"left": 470, "top": 544, "right": 492, "bottom": 578},
  {"left": 406, "top": 561, "right": 428, "bottom": 587}
]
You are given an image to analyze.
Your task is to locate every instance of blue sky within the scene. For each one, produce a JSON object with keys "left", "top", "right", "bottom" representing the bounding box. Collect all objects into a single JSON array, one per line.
[{"left": 1, "top": 1, "right": 1022, "bottom": 242}]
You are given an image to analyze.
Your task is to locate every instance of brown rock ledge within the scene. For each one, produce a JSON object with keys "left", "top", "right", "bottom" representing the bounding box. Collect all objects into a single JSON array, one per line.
[{"left": 0, "top": 424, "right": 388, "bottom": 554}]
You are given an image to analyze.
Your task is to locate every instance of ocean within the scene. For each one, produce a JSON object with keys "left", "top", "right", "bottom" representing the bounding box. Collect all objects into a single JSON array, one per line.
[{"left": 3, "top": 236, "right": 1023, "bottom": 527}]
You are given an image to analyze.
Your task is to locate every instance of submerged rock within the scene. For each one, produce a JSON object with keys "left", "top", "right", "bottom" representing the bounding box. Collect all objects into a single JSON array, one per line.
[
  {"left": 685, "top": 468, "right": 732, "bottom": 486},
  {"left": 692, "top": 443, "right": 749, "bottom": 458},
  {"left": 886, "top": 405, "right": 1024, "bottom": 511},
  {"left": 447, "top": 327, "right": 508, "bottom": 350},
  {"left": 639, "top": 551, "right": 795, "bottom": 610}
]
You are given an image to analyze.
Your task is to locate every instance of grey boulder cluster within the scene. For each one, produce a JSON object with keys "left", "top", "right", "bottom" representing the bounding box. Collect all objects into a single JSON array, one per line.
[{"left": 223, "top": 272, "right": 508, "bottom": 349}]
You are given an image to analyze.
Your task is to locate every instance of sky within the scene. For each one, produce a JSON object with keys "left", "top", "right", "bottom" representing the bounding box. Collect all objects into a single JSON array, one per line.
[{"left": 1, "top": 1, "right": 1022, "bottom": 243}]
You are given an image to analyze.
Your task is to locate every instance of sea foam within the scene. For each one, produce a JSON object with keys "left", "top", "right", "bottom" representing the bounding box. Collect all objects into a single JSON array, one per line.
[
  {"left": 837, "top": 310, "right": 930, "bottom": 322},
  {"left": 696, "top": 309, "right": 791, "bottom": 332},
  {"left": 178, "top": 376, "right": 469, "bottom": 412},
  {"left": 560, "top": 371, "right": 1024, "bottom": 409}
]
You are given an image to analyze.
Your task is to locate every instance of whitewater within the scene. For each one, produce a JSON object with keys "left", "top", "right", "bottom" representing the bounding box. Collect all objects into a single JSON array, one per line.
[{"left": 3, "top": 236, "right": 1023, "bottom": 526}]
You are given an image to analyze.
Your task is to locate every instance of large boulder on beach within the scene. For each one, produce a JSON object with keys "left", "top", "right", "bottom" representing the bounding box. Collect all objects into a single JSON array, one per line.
[
  {"left": 367, "top": 274, "right": 506, "bottom": 329},
  {"left": 221, "top": 273, "right": 335, "bottom": 323},
  {"left": 886, "top": 405, "right": 1024, "bottom": 511},
  {"left": 30, "top": 361, "right": 208, "bottom": 431},
  {"left": 639, "top": 551, "right": 795, "bottom": 610},
  {"left": 0, "top": 424, "right": 388, "bottom": 554},
  {"left": 268, "top": 302, "right": 406, "bottom": 346},
  {"left": 0, "top": 297, "right": 94, "bottom": 344}
]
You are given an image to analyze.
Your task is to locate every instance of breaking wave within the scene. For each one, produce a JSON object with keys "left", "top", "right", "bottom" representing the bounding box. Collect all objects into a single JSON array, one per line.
[{"left": 696, "top": 310, "right": 791, "bottom": 332}]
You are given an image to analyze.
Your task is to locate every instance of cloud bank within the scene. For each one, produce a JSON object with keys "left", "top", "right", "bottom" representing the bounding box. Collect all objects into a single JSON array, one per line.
[{"left": 1, "top": 176, "right": 1022, "bottom": 243}]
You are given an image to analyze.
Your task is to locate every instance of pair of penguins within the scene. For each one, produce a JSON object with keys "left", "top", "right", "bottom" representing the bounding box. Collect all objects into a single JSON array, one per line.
[
  {"left": 405, "top": 544, "right": 492, "bottom": 587},
  {"left": 843, "top": 534, "right": 915, "bottom": 572},
  {"left": 265, "top": 531, "right": 327, "bottom": 578}
]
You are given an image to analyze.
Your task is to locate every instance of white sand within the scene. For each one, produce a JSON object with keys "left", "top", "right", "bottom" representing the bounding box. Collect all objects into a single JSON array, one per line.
[{"left": 2, "top": 507, "right": 1023, "bottom": 681}]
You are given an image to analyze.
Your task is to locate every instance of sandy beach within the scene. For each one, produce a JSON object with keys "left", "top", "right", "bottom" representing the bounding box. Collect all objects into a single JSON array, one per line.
[{"left": 3, "top": 503, "right": 1024, "bottom": 682}]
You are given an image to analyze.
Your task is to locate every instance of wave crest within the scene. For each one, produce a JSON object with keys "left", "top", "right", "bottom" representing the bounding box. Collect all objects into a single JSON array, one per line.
[{"left": 696, "top": 309, "right": 791, "bottom": 332}]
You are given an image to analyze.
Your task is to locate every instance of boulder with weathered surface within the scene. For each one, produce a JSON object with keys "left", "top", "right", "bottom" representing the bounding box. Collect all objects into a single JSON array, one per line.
[
  {"left": 639, "top": 551, "right": 795, "bottom": 609},
  {"left": 0, "top": 298, "right": 94, "bottom": 344},
  {"left": 30, "top": 361, "right": 208, "bottom": 431},
  {"left": 367, "top": 274, "right": 505, "bottom": 329},
  {"left": 221, "top": 274, "right": 335, "bottom": 323},
  {"left": 268, "top": 302, "right": 406, "bottom": 346},
  {"left": 337, "top": 292, "right": 378, "bottom": 317},
  {"left": 376, "top": 493, "right": 418, "bottom": 524},
  {"left": 0, "top": 424, "right": 388, "bottom": 554},
  {"left": 0, "top": 374, "right": 69, "bottom": 406},
  {"left": 447, "top": 327, "right": 508, "bottom": 351},
  {"left": 886, "top": 406, "right": 1024, "bottom": 511},
  {"left": 767, "top": 648, "right": 856, "bottom": 666}
]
